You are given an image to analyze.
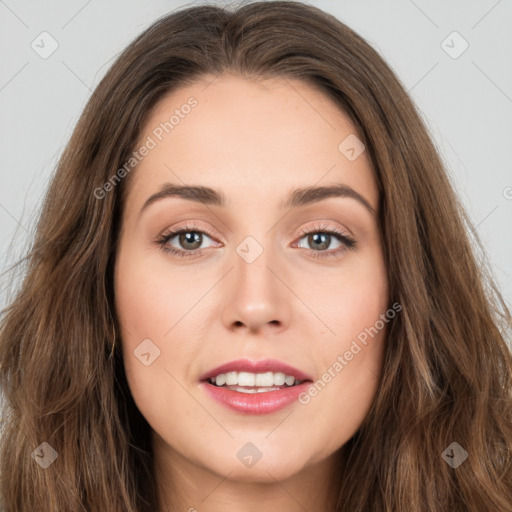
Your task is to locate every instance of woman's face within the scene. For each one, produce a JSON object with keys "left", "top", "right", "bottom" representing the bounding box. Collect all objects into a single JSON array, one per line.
[{"left": 114, "top": 73, "right": 389, "bottom": 485}]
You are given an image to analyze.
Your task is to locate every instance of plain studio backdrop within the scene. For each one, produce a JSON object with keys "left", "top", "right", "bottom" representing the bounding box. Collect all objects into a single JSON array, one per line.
[{"left": 0, "top": 0, "right": 511, "bottom": 342}]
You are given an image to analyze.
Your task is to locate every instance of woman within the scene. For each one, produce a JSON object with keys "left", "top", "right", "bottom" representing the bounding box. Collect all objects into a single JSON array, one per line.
[{"left": 1, "top": 1, "right": 511, "bottom": 510}]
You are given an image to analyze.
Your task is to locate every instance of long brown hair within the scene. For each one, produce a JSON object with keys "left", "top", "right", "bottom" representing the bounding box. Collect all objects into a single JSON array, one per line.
[{"left": 1, "top": 1, "right": 511, "bottom": 510}]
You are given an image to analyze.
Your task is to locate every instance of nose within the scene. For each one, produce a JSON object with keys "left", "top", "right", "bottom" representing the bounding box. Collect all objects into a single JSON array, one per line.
[{"left": 221, "top": 242, "right": 292, "bottom": 335}]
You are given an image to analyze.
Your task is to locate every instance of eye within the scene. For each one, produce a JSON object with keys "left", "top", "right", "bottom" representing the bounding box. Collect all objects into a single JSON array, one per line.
[
  {"left": 156, "top": 222, "right": 219, "bottom": 258},
  {"left": 294, "top": 223, "right": 356, "bottom": 259},
  {"left": 155, "top": 222, "right": 357, "bottom": 259}
]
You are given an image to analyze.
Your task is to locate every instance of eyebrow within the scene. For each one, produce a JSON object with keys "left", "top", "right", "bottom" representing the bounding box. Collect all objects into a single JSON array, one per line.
[{"left": 139, "top": 183, "right": 376, "bottom": 216}]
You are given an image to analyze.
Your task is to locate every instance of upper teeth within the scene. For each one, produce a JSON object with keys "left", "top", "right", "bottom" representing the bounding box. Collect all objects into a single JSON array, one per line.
[{"left": 211, "top": 371, "right": 301, "bottom": 387}]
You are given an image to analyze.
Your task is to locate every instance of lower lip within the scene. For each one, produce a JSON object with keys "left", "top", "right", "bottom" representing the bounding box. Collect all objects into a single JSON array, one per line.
[{"left": 200, "top": 381, "right": 312, "bottom": 414}]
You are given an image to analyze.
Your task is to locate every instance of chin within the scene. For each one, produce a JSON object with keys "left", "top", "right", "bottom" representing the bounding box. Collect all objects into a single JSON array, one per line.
[{"left": 202, "top": 445, "right": 311, "bottom": 483}]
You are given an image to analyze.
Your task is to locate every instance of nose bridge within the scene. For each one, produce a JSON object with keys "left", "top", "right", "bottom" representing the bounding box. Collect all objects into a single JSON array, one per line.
[
  {"left": 234, "top": 233, "right": 278, "bottom": 300},
  {"left": 222, "top": 232, "right": 290, "bottom": 331}
]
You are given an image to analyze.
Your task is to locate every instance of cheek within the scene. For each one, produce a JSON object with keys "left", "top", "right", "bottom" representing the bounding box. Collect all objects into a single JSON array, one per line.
[
  {"left": 114, "top": 246, "right": 174, "bottom": 409},
  {"left": 335, "top": 264, "right": 388, "bottom": 380},
  {"left": 292, "top": 249, "right": 389, "bottom": 436},
  {"left": 114, "top": 241, "right": 205, "bottom": 345},
  {"left": 301, "top": 247, "right": 389, "bottom": 344},
  {"left": 113, "top": 243, "right": 210, "bottom": 427},
  {"left": 295, "top": 313, "right": 388, "bottom": 462}
]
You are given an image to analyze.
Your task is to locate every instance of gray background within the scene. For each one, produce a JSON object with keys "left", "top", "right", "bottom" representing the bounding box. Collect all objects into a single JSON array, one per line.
[{"left": 1, "top": 0, "right": 511, "bottom": 316}]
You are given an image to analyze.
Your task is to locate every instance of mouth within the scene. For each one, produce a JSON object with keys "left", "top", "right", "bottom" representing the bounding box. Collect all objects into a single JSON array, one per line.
[{"left": 199, "top": 359, "right": 313, "bottom": 414}]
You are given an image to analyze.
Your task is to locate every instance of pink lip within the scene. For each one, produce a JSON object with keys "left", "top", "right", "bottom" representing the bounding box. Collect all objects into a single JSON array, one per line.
[
  {"left": 199, "top": 358, "right": 313, "bottom": 415},
  {"left": 199, "top": 358, "right": 313, "bottom": 382},
  {"left": 200, "top": 381, "right": 312, "bottom": 415}
]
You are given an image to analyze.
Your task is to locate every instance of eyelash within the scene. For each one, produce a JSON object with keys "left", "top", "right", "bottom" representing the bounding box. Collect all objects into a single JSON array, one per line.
[{"left": 155, "top": 222, "right": 357, "bottom": 259}]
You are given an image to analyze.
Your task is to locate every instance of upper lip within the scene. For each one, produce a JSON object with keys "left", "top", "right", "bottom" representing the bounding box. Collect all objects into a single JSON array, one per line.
[{"left": 199, "top": 358, "right": 313, "bottom": 382}]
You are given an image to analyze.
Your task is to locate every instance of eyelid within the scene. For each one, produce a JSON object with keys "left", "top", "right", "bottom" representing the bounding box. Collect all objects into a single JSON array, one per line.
[
  {"left": 158, "top": 220, "right": 219, "bottom": 241},
  {"left": 294, "top": 220, "right": 353, "bottom": 240}
]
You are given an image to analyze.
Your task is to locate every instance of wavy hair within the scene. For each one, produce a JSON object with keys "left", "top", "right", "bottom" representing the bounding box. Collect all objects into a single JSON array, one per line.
[{"left": 1, "top": 1, "right": 511, "bottom": 510}]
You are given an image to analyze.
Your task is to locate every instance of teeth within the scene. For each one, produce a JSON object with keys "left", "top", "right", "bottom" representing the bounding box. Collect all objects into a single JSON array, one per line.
[
  {"left": 210, "top": 371, "right": 301, "bottom": 387},
  {"left": 225, "top": 371, "right": 238, "bottom": 385},
  {"left": 255, "top": 371, "right": 273, "bottom": 387},
  {"left": 238, "top": 372, "right": 255, "bottom": 386},
  {"left": 273, "top": 372, "right": 286, "bottom": 385},
  {"left": 285, "top": 375, "right": 295, "bottom": 386}
]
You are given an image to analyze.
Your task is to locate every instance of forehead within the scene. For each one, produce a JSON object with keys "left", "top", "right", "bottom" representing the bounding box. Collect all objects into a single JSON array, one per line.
[{"left": 124, "top": 72, "right": 378, "bottom": 214}]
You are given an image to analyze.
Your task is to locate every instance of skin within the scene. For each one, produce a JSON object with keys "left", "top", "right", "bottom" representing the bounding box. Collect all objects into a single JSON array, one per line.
[{"left": 114, "top": 72, "right": 389, "bottom": 512}]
